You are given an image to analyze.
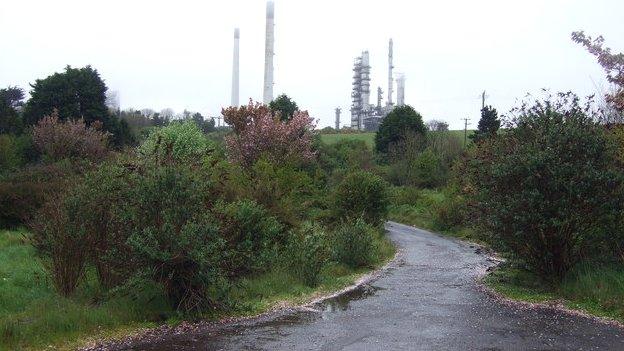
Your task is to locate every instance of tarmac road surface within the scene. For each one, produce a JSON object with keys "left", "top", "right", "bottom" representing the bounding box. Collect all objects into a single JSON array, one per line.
[{"left": 116, "top": 221, "right": 624, "bottom": 351}]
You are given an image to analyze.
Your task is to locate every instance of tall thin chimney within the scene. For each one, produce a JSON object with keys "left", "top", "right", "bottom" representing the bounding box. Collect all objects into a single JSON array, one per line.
[
  {"left": 263, "top": 1, "right": 275, "bottom": 104},
  {"left": 387, "top": 38, "right": 394, "bottom": 106},
  {"left": 231, "top": 28, "right": 240, "bottom": 107},
  {"left": 335, "top": 107, "right": 341, "bottom": 130},
  {"left": 396, "top": 74, "right": 405, "bottom": 106}
]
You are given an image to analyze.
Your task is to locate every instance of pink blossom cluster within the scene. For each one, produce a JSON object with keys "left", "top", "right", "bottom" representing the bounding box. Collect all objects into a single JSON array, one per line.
[{"left": 223, "top": 100, "right": 316, "bottom": 168}]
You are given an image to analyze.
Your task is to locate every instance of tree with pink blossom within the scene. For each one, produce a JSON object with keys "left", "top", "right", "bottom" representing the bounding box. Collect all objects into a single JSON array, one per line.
[{"left": 222, "top": 100, "right": 316, "bottom": 168}]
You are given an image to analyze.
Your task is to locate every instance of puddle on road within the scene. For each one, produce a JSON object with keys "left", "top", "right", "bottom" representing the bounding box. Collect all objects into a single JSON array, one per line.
[{"left": 127, "top": 284, "right": 384, "bottom": 351}]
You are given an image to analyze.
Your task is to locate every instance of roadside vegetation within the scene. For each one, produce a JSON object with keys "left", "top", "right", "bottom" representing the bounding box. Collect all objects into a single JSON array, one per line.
[{"left": 0, "top": 69, "right": 394, "bottom": 349}]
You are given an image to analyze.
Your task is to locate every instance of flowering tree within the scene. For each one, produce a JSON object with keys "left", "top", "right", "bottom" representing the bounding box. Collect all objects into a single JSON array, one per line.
[
  {"left": 32, "top": 109, "right": 110, "bottom": 162},
  {"left": 572, "top": 31, "right": 624, "bottom": 114},
  {"left": 222, "top": 100, "right": 316, "bottom": 168}
]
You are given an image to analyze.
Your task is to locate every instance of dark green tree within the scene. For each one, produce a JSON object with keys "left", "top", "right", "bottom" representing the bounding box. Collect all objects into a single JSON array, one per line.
[
  {"left": 191, "top": 112, "right": 215, "bottom": 133},
  {"left": 269, "top": 94, "right": 298, "bottom": 121},
  {"left": 0, "top": 86, "right": 25, "bottom": 134},
  {"left": 22, "top": 66, "right": 134, "bottom": 146},
  {"left": 470, "top": 105, "right": 500, "bottom": 142},
  {"left": 375, "top": 105, "right": 427, "bottom": 154},
  {"left": 23, "top": 66, "right": 109, "bottom": 126}
]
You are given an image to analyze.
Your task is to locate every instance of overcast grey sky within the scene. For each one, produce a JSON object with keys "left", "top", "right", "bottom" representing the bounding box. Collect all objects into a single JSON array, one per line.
[{"left": 1, "top": 0, "right": 623, "bottom": 129}]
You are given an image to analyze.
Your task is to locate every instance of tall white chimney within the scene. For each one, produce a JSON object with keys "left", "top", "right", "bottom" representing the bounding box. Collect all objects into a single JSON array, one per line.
[
  {"left": 231, "top": 28, "right": 240, "bottom": 107},
  {"left": 396, "top": 74, "right": 406, "bottom": 106},
  {"left": 263, "top": 1, "right": 275, "bottom": 104},
  {"left": 387, "top": 39, "right": 394, "bottom": 106}
]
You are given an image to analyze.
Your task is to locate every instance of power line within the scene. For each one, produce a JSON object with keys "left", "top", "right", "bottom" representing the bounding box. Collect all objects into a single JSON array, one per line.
[{"left": 461, "top": 117, "right": 471, "bottom": 147}]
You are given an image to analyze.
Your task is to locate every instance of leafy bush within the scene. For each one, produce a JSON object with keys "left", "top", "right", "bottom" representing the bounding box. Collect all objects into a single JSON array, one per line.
[
  {"left": 32, "top": 110, "right": 110, "bottom": 162},
  {"left": 0, "top": 162, "right": 75, "bottom": 228},
  {"left": 332, "top": 171, "right": 389, "bottom": 226},
  {"left": 213, "top": 199, "right": 283, "bottom": 276},
  {"left": 29, "top": 195, "right": 89, "bottom": 296},
  {"left": 375, "top": 105, "right": 427, "bottom": 154},
  {"left": 316, "top": 139, "right": 375, "bottom": 179},
  {"left": 462, "top": 93, "right": 624, "bottom": 280},
  {"left": 0, "top": 134, "right": 33, "bottom": 171},
  {"left": 124, "top": 165, "right": 227, "bottom": 312},
  {"left": 333, "top": 218, "right": 375, "bottom": 268},
  {"left": 287, "top": 223, "right": 329, "bottom": 287},
  {"left": 139, "top": 120, "right": 211, "bottom": 163}
]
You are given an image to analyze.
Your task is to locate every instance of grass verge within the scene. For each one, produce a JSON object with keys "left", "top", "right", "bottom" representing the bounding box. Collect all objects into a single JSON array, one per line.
[
  {"left": 485, "top": 262, "right": 624, "bottom": 323},
  {"left": 0, "top": 229, "right": 395, "bottom": 350}
]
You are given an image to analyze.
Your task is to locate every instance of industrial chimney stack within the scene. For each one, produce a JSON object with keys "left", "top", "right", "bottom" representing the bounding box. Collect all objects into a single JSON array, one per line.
[
  {"left": 263, "top": 1, "right": 275, "bottom": 104},
  {"left": 231, "top": 28, "right": 240, "bottom": 107},
  {"left": 387, "top": 39, "right": 394, "bottom": 107},
  {"left": 396, "top": 74, "right": 405, "bottom": 106}
]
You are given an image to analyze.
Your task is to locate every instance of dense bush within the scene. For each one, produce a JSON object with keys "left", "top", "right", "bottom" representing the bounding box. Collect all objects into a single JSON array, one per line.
[
  {"left": 29, "top": 195, "right": 89, "bottom": 296},
  {"left": 0, "top": 162, "right": 75, "bottom": 228},
  {"left": 375, "top": 105, "right": 427, "bottom": 154},
  {"left": 333, "top": 218, "right": 376, "bottom": 268},
  {"left": 317, "top": 139, "right": 375, "bottom": 178},
  {"left": 32, "top": 111, "right": 110, "bottom": 162},
  {"left": 0, "top": 134, "right": 33, "bottom": 171},
  {"left": 287, "top": 223, "right": 329, "bottom": 287},
  {"left": 332, "top": 171, "right": 389, "bottom": 226},
  {"left": 214, "top": 199, "right": 283, "bottom": 276},
  {"left": 139, "top": 120, "right": 211, "bottom": 163},
  {"left": 462, "top": 93, "right": 624, "bottom": 280}
]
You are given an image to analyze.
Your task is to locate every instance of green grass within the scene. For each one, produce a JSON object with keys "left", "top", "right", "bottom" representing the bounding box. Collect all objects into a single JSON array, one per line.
[
  {"left": 0, "top": 229, "right": 395, "bottom": 350},
  {"left": 318, "top": 130, "right": 474, "bottom": 150},
  {"left": 319, "top": 133, "right": 375, "bottom": 149},
  {"left": 386, "top": 186, "right": 477, "bottom": 242},
  {"left": 485, "top": 263, "right": 624, "bottom": 323}
]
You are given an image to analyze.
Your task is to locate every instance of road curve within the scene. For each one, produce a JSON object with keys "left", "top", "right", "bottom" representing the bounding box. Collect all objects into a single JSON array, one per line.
[{"left": 120, "top": 222, "right": 624, "bottom": 351}]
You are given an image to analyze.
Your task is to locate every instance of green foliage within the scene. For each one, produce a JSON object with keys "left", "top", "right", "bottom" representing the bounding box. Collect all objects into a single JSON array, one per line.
[
  {"left": 470, "top": 105, "right": 500, "bottom": 142},
  {"left": 375, "top": 105, "right": 427, "bottom": 154},
  {"left": 23, "top": 66, "right": 109, "bottom": 128},
  {"left": 287, "top": 223, "right": 329, "bottom": 287},
  {"left": 332, "top": 171, "right": 389, "bottom": 226},
  {"left": 0, "top": 134, "right": 32, "bottom": 171},
  {"left": 317, "top": 139, "right": 375, "bottom": 178},
  {"left": 462, "top": 93, "right": 624, "bottom": 280},
  {"left": 333, "top": 218, "right": 376, "bottom": 268},
  {"left": 139, "top": 120, "right": 211, "bottom": 164},
  {"left": 269, "top": 94, "right": 299, "bottom": 121},
  {"left": 0, "top": 86, "right": 25, "bottom": 134},
  {"left": 0, "top": 161, "right": 75, "bottom": 228},
  {"left": 214, "top": 199, "right": 284, "bottom": 276}
]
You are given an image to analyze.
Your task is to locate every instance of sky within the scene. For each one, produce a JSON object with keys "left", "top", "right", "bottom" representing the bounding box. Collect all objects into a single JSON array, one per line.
[{"left": 1, "top": 0, "right": 623, "bottom": 129}]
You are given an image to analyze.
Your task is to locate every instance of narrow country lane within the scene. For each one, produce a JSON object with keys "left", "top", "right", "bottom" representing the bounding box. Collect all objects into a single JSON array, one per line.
[{"left": 115, "top": 222, "right": 624, "bottom": 351}]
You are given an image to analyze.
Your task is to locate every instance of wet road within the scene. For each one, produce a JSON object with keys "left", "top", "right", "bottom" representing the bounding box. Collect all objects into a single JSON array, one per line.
[{"left": 125, "top": 222, "right": 624, "bottom": 351}]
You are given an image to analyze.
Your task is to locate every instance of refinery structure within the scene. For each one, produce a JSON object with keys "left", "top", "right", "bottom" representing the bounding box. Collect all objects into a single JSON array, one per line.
[
  {"left": 350, "top": 39, "right": 405, "bottom": 131},
  {"left": 230, "top": 1, "right": 404, "bottom": 131}
]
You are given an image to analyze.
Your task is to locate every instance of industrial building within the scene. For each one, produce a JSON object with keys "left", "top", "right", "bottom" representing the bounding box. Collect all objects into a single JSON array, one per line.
[{"left": 350, "top": 39, "right": 405, "bottom": 131}]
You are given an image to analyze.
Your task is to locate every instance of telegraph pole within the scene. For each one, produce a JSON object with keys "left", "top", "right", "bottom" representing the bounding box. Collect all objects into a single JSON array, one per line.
[{"left": 462, "top": 117, "right": 471, "bottom": 147}]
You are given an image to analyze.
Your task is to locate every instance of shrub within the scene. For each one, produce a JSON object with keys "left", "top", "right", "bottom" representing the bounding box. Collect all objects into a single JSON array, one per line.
[
  {"left": 32, "top": 110, "right": 110, "bottom": 162},
  {"left": 29, "top": 195, "right": 89, "bottom": 296},
  {"left": 222, "top": 100, "right": 316, "bottom": 168},
  {"left": 0, "top": 162, "right": 75, "bottom": 228},
  {"left": 462, "top": 93, "right": 624, "bottom": 280},
  {"left": 332, "top": 171, "right": 389, "bottom": 226},
  {"left": 287, "top": 223, "right": 329, "bottom": 287},
  {"left": 125, "top": 165, "right": 227, "bottom": 312},
  {"left": 0, "top": 134, "right": 33, "bottom": 171},
  {"left": 139, "top": 120, "right": 211, "bottom": 164},
  {"left": 62, "top": 162, "right": 137, "bottom": 289},
  {"left": 333, "top": 218, "right": 375, "bottom": 268},
  {"left": 375, "top": 105, "right": 427, "bottom": 154},
  {"left": 213, "top": 199, "right": 283, "bottom": 276}
]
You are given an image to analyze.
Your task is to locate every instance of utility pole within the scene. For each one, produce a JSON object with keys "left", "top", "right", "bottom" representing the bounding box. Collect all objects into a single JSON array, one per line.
[{"left": 462, "top": 117, "right": 471, "bottom": 147}]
